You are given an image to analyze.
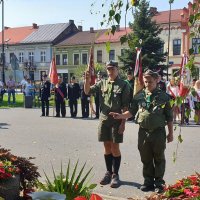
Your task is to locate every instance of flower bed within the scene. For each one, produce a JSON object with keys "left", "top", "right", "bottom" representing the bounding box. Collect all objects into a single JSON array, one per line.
[{"left": 147, "top": 173, "right": 200, "bottom": 200}]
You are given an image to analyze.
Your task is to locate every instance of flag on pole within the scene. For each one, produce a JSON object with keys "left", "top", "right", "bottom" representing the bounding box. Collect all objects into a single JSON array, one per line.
[
  {"left": 88, "top": 46, "right": 96, "bottom": 85},
  {"left": 49, "top": 57, "right": 58, "bottom": 85},
  {"left": 179, "top": 53, "right": 191, "bottom": 97},
  {"left": 133, "top": 47, "right": 144, "bottom": 95}
]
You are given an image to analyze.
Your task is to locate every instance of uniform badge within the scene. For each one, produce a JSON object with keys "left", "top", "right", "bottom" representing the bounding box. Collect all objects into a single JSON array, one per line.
[{"left": 141, "top": 102, "right": 146, "bottom": 107}]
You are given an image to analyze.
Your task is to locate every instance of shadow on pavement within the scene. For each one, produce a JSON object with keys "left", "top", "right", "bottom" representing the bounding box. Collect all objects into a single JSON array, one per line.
[
  {"left": 121, "top": 180, "right": 141, "bottom": 188},
  {"left": 0, "top": 123, "right": 9, "bottom": 129}
]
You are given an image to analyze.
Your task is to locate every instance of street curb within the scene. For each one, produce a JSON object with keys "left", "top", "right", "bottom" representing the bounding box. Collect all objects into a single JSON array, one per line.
[
  {"left": 98, "top": 193, "right": 147, "bottom": 200},
  {"left": 98, "top": 194, "right": 127, "bottom": 200}
]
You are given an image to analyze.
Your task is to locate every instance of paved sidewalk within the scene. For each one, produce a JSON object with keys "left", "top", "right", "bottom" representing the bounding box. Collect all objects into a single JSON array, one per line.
[{"left": 0, "top": 107, "right": 200, "bottom": 199}]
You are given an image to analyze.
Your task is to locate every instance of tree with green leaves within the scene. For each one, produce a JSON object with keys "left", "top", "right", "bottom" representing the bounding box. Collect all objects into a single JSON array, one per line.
[{"left": 119, "top": 0, "right": 167, "bottom": 72}]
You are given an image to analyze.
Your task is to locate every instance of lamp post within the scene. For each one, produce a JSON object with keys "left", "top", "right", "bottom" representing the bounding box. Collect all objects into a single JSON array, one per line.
[
  {"left": 0, "top": 0, "right": 5, "bottom": 84},
  {"left": 166, "top": 0, "right": 174, "bottom": 81}
]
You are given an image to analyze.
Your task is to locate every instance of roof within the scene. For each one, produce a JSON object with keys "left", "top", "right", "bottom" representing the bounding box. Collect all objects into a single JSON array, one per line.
[
  {"left": 21, "top": 23, "right": 70, "bottom": 44},
  {"left": 0, "top": 26, "right": 36, "bottom": 45},
  {"left": 152, "top": 9, "right": 183, "bottom": 24},
  {"left": 56, "top": 29, "right": 106, "bottom": 46},
  {"left": 95, "top": 27, "right": 132, "bottom": 44}
]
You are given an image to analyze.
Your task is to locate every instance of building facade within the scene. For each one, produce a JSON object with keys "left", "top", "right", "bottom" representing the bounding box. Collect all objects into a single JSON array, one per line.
[{"left": 0, "top": 20, "right": 78, "bottom": 83}]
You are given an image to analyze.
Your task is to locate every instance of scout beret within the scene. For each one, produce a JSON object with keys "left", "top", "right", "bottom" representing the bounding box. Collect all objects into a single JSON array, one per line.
[
  {"left": 143, "top": 69, "right": 159, "bottom": 79},
  {"left": 106, "top": 60, "right": 118, "bottom": 68}
]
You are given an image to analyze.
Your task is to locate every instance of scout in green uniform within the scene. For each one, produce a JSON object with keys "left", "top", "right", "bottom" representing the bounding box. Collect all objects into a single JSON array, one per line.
[
  {"left": 84, "top": 61, "right": 130, "bottom": 188},
  {"left": 110, "top": 70, "right": 173, "bottom": 193}
]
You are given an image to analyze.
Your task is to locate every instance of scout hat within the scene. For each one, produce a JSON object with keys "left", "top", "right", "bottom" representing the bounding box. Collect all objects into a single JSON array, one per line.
[
  {"left": 143, "top": 69, "right": 159, "bottom": 79},
  {"left": 106, "top": 60, "right": 118, "bottom": 69}
]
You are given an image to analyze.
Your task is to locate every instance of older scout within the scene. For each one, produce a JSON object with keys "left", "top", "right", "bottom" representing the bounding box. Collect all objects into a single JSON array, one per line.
[
  {"left": 110, "top": 70, "right": 173, "bottom": 193},
  {"left": 84, "top": 61, "right": 130, "bottom": 188}
]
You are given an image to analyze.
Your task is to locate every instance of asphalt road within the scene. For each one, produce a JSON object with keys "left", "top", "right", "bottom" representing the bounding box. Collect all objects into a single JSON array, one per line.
[{"left": 0, "top": 107, "right": 200, "bottom": 199}]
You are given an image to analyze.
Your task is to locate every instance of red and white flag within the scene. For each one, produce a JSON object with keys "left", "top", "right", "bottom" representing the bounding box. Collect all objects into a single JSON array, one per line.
[
  {"left": 134, "top": 47, "right": 143, "bottom": 84},
  {"left": 179, "top": 53, "right": 190, "bottom": 97},
  {"left": 88, "top": 46, "right": 96, "bottom": 85},
  {"left": 49, "top": 57, "right": 58, "bottom": 85},
  {"left": 133, "top": 47, "right": 144, "bottom": 95}
]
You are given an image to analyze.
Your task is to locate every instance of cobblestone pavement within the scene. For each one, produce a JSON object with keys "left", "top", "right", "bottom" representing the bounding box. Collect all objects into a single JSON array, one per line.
[{"left": 0, "top": 107, "right": 200, "bottom": 199}]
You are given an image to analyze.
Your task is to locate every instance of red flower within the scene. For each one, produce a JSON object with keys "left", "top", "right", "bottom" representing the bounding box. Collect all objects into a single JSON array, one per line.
[
  {"left": 90, "top": 194, "right": 103, "bottom": 200},
  {"left": 74, "top": 196, "right": 87, "bottom": 200}
]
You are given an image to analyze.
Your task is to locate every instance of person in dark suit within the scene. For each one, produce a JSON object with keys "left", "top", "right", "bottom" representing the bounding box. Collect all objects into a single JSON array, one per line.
[
  {"left": 39, "top": 74, "right": 51, "bottom": 117},
  {"left": 80, "top": 74, "right": 90, "bottom": 118},
  {"left": 94, "top": 71, "right": 102, "bottom": 119},
  {"left": 55, "top": 76, "right": 67, "bottom": 117},
  {"left": 68, "top": 76, "right": 80, "bottom": 118}
]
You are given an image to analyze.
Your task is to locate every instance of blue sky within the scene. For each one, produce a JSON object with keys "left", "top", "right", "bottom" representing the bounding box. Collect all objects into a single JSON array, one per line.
[{"left": 1, "top": 0, "right": 190, "bottom": 30}]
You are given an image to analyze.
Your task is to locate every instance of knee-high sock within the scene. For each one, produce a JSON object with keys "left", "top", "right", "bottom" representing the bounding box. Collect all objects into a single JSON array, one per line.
[
  {"left": 104, "top": 154, "right": 113, "bottom": 174},
  {"left": 113, "top": 156, "right": 121, "bottom": 175}
]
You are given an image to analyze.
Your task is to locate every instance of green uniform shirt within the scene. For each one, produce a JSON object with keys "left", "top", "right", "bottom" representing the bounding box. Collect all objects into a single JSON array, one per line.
[
  {"left": 129, "top": 88, "right": 173, "bottom": 130},
  {"left": 89, "top": 76, "right": 130, "bottom": 116}
]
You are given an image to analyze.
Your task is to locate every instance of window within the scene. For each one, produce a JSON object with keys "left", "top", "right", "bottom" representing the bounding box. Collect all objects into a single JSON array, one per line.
[
  {"left": 40, "top": 71, "right": 47, "bottom": 81},
  {"left": 73, "top": 53, "right": 79, "bottom": 65},
  {"left": 10, "top": 53, "right": 14, "bottom": 63},
  {"left": 97, "top": 50, "right": 102, "bottom": 63},
  {"left": 192, "top": 38, "right": 200, "bottom": 54},
  {"left": 56, "top": 55, "right": 60, "bottom": 65},
  {"left": 40, "top": 51, "right": 46, "bottom": 62},
  {"left": 82, "top": 53, "right": 88, "bottom": 65},
  {"left": 28, "top": 52, "right": 34, "bottom": 62},
  {"left": 19, "top": 52, "right": 24, "bottom": 63},
  {"left": 109, "top": 50, "right": 115, "bottom": 60},
  {"left": 62, "top": 54, "right": 68, "bottom": 65},
  {"left": 173, "top": 39, "right": 181, "bottom": 55},
  {"left": 29, "top": 71, "right": 34, "bottom": 81},
  {"left": 157, "top": 42, "right": 164, "bottom": 54}
]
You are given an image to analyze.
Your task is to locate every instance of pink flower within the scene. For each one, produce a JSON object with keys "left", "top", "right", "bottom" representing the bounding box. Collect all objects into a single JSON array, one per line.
[{"left": 184, "top": 188, "right": 192, "bottom": 196}]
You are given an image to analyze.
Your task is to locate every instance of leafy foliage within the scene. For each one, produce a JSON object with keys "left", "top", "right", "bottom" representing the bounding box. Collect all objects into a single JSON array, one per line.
[
  {"left": 119, "top": 0, "right": 167, "bottom": 72},
  {"left": 37, "top": 160, "right": 97, "bottom": 200},
  {"left": 0, "top": 146, "right": 40, "bottom": 190}
]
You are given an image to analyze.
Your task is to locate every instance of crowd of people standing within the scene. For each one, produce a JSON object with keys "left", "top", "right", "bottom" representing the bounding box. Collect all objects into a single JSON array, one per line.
[{"left": 0, "top": 67, "right": 200, "bottom": 125}]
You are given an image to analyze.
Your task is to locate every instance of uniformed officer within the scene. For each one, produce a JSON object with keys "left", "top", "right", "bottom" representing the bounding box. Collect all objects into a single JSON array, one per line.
[
  {"left": 80, "top": 74, "right": 90, "bottom": 118},
  {"left": 109, "top": 70, "right": 173, "bottom": 193},
  {"left": 39, "top": 74, "right": 51, "bottom": 117},
  {"left": 68, "top": 76, "right": 80, "bottom": 118},
  {"left": 55, "top": 76, "right": 67, "bottom": 117},
  {"left": 94, "top": 71, "right": 102, "bottom": 119},
  {"left": 84, "top": 61, "right": 130, "bottom": 188}
]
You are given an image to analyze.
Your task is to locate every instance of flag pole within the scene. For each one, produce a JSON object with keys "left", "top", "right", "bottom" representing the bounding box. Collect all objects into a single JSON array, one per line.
[
  {"left": 53, "top": 87, "right": 55, "bottom": 117},
  {"left": 49, "top": 56, "right": 58, "bottom": 117}
]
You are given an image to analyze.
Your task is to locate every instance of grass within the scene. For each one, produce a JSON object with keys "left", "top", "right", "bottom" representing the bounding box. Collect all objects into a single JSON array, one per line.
[
  {"left": 0, "top": 93, "right": 56, "bottom": 108},
  {"left": 0, "top": 93, "right": 24, "bottom": 108}
]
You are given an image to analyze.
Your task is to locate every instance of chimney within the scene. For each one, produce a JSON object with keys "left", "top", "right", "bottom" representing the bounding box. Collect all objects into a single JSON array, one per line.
[
  {"left": 4, "top": 26, "right": 10, "bottom": 30},
  {"left": 149, "top": 7, "right": 158, "bottom": 15},
  {"left": 90, "top": 27, "right": 94, "bottom": 33},
  {"left": 116, "top": 25, "right": 120, "bottom": 32},
  {"left": 78, "top": 26, "right": 83, "bottom": 32},
  {"left": 69, "top": 20, "right": 74, "bottom": 24},
  {"left": 32, "top": 23, "right": 38, "bottom": 29}
]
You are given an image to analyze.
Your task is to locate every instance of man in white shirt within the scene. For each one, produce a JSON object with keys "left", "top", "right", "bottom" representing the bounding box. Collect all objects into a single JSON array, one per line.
[{"left": 20, "top": 75, "right": 28, "bottom": 94}]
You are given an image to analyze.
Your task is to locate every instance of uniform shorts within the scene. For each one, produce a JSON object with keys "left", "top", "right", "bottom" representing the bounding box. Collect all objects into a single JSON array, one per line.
[{"left": 98, "top": 115, "right": 123, "bottom": 143}]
